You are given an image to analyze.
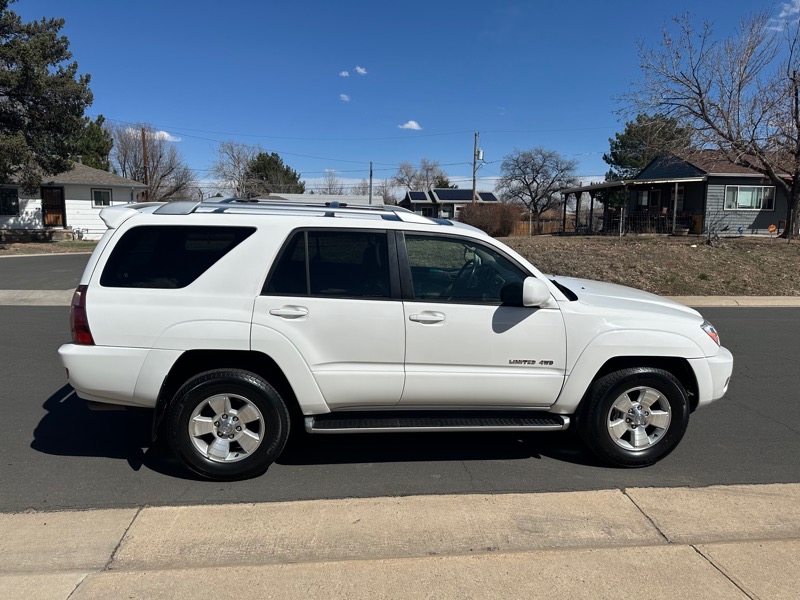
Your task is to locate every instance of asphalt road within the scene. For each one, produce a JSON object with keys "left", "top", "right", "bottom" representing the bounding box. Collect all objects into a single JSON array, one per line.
[
  {"left": 0, "top": 253, "right": 90, "bottom": 290},
  {"left": 0, "top": 303, "right": 797, "bottom": 513}
]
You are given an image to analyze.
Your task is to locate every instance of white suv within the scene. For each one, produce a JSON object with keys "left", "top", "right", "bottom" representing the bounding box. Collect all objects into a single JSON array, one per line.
[{"left": 59, "top": 199, "right": 733, "bottom": 480}]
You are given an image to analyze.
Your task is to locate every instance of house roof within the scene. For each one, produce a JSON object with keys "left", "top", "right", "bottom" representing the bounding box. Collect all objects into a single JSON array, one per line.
[
  {"left": 266, "top": 193, "right": 385, "bottom": 205},
  {"left": 560, "top": 150, "right": 777, "bottom": 196},
  {"left": 32, "top": 162, "right": 148, "bottom": 188},
  {"left": 401, "top": 189, "right": 499, "bottom": 204}
]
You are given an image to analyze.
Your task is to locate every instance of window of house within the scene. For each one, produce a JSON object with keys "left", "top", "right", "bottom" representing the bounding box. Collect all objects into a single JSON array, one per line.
[
  {"left": 0, "top": 188, "right": 20, "bottom": 216},
  {"left": 724, "top": 186, "right": 775, "bottom": 211},
  {"left": 92, "top": 188, "right": 112, "bottom": 208},
  {"left": 636, "top": 191, "right": 649, "bottom": 207},
  {"left": 405, "top": 235, "right": 527, "bottom": 303},
  {"left": 264, "top": 230, "right": 391, "bottom": 299}
]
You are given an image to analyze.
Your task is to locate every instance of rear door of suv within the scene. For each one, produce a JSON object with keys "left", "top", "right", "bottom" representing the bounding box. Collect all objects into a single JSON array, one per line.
[{"left": 255, "top": 228, "right": 406, "bottom": 409}]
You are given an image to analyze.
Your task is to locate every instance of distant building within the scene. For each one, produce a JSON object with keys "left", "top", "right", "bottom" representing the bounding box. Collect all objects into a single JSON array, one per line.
[
  {"left": 399, "top": 189, "right": 498, "bottom": 219},
  {"left": 1, "top": 162, "right": 147, "bottom": 240}
]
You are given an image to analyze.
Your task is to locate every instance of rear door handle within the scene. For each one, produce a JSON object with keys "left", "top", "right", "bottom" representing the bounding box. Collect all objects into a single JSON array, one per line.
[
  {"left": 269, "top": 305, "right": 309, "bottom": 319},
  {"left": 409, "top": 311, "right": 445, "bottom": 324}
]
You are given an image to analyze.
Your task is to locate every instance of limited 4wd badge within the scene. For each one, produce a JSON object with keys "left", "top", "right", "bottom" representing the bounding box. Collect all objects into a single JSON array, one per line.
[{"left": 508, "top": 359, "right": 554, "bottom": 366}]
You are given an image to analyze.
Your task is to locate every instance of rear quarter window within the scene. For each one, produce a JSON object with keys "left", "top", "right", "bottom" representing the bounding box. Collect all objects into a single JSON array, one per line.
[{"left": 100, "top": 225, "right": 255, "bottom": 288}]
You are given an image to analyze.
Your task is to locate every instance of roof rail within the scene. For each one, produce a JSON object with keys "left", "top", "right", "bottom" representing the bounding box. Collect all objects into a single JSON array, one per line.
[{"left": 196, "top": 198, "right": 435, "bottom": 224}]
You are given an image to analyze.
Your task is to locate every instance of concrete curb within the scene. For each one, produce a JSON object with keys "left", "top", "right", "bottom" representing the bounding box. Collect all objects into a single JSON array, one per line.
[{"left": 1, "top": 483, "right": 798, "bottom": 599}]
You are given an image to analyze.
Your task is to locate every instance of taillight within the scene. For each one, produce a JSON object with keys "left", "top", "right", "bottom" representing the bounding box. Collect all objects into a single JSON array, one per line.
[{"left": 70, "top": 285, "right": 95, "bottom": 345}]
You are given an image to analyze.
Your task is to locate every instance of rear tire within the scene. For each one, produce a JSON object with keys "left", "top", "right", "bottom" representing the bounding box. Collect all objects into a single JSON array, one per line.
[
  {"left": 578, "top": 368, "right": 689, "bottom": 467},
  {"left": 167, "top": 369, "right": 290, "bottom": 480}
]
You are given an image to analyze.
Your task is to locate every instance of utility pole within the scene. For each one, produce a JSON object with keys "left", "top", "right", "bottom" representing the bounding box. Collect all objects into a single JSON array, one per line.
[
  {"left": 141, "top": 127, "right": 150, "bottom": 200},
  {"left": 471, "top": 132, "right": 484, "bottom": 202},
  {"left": 369, "top": 161, "right": 373, "bottom": 204}
]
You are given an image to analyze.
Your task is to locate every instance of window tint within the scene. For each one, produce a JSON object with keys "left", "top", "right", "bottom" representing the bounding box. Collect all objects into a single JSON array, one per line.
[
  {"left": 100, "top": 226, "right": 255, "bottom": 288},
  {"left": 265, "top": 230, "right": 390, "bottom": 298},
  {"left": 405, "top": 235, "right": 527, "bottom": 303}
]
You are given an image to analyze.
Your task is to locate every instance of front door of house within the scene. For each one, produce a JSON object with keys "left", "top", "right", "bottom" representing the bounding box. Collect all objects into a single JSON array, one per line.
[{"left": 41, "top": 187, "right": 66, "bottom": 227}]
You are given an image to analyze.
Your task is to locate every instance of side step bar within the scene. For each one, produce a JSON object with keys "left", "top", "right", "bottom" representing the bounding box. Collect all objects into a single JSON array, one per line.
[{"left": 305, "top": 411, "right": 570, "bottom": 434}]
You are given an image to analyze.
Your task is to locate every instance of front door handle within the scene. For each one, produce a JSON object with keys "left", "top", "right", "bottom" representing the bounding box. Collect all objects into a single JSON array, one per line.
[
  {"left": 409, "top": 311, "right": 445, "bottom": 324},
  {"left": 269, "top": 305, "right": 309, "bottom": 319}
]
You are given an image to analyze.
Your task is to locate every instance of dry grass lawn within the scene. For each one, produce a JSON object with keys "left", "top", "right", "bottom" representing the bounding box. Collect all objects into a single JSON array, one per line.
[{"left": 503, "top": 234, "right": 800, "bottom": 297}]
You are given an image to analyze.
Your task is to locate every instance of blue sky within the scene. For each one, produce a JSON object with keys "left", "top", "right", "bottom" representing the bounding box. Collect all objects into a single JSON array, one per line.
[{"left": 15, "top": 0, "right": 796, "bottom": 194}]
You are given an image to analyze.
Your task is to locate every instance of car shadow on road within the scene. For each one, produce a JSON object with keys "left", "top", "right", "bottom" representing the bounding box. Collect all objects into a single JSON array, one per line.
[
  {"left": 277, "top": 429, "right": 605, "bottom": 468},
  {"left": 30, "top": 384, "right": 189, "bottom": 478},
  {"left": 31, "top": 386, "right": 608, "bottom": 477}
]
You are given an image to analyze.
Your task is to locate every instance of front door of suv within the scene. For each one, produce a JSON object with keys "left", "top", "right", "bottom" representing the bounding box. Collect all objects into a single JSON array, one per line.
[
  {"left": 399, "top": 233, "right": 566, "bottom": 407},
  {"left": 254, "top": 228, "right": 405, "bottom": 409}
]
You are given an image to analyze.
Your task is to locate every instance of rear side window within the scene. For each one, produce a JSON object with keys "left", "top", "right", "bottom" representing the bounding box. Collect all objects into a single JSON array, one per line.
[
  {"left": 100, "top": 225, "right": 255, "bottom": 288},
  {"left": 265, "top": 230, "right": 390, "bottom": 298}
]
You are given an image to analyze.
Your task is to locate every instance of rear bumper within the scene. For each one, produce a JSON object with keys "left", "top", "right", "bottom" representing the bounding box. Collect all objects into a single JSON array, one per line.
[{"left": 58, "top": 344, "right": 180, "bottom": 408}]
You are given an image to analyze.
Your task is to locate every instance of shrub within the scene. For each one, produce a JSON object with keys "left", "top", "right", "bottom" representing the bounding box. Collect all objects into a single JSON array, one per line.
[{"left": 458, "top": 203, "right": 522, "bottom": 237}]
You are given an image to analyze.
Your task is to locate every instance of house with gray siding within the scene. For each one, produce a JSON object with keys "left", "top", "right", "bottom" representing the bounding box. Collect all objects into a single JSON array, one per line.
[
  {"left": 0, "top": 163, "right": 148, "bottom": 241},
  {"left": 561, "top": 151, "right": 789, "bottom": 235}
]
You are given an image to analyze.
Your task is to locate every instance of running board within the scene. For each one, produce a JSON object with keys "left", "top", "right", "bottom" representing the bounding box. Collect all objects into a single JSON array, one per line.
[{"left": 305, "top": 411, "right": 570, "bottom": 434}]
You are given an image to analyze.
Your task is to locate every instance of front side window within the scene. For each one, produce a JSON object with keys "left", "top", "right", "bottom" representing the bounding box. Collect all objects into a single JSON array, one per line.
[
  {"left": 100, "top": 225, "right": 255, "bottom": 288},
  {"left": 405, "top": 235, "right": 527, "bottom": 303},
  {"left": 92, "top": 188, "right": 112, "bottom": 208},
  {"left": 265, "top": 230, "right": 391, "bottom": 299},
  {"left": 724, "top": 186, "right": 775, "bottom": 211},
  {"left": 0, "top": 188, "right": 20, "bottom": 216}
]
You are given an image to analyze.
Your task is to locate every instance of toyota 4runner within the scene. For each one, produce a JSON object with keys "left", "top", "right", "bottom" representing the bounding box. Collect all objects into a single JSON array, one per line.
[{"left": 59, "top": 199, "right": 733, "bottom": 480}]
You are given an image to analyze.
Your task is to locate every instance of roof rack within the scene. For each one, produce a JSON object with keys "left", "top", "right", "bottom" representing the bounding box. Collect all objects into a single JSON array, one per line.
[{"left": 188, "top": 198, "right": 437, "bottom": 224}]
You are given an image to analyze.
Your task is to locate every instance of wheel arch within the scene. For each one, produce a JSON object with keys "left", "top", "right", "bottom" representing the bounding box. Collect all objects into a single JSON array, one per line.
[{"left": 153, "top": 349, "right": 302, "bottom": 438}]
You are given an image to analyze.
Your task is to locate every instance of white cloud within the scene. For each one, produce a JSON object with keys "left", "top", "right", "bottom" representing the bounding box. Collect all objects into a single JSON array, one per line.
[
  {"left": 155, "top": 130, "right": 182, "bottom": 142},
  {"left": 355, "top": 65, "right": 367, "bottom": 75},
  {"left": 124, "top": 128, "right": 181, "bottom": 142},
  {"left": 339, "top": 70, "right": 349, "bottom": 77},
  {"left": 398, "top": 120, "right": 422, "bottom": 130},
  {"left": 780, "top": 0, "right": 800, "bottom": 18},
  {"left": 339, "top": 94, "right": 350, "bottom": 102}
]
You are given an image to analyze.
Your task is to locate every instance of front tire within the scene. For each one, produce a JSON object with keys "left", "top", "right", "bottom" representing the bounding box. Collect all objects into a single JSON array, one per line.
[
  {"left": 167, "top": 369, "right": 290, "bottom": 480},
  {"left": 578, "top": 368, "right": 689, "bottom": 467}
]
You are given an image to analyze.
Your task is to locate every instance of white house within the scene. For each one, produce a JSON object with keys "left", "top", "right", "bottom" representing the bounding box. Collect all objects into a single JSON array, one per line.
[{"left": 0, "top": 162, "right": 148, "bottom": 241}]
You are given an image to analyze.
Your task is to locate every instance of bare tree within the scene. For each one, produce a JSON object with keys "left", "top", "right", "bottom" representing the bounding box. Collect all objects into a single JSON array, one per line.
[
  {"left": 350, "top": 179, "right": 370, "bottom": 195},
  {"left": 109, "top": 123, "right": 193, "bottom": 201},
  {"left": 211, "top": 140, "right": 261, "bottom": 197},
  {"left": 630, "top": 11, "right": 800, "bottom": 238},
  {"left": 318, "top": 169, "right": 346, "bottom": 195},
  {"left": 375, "top": 178, "right": 397, "bottom": 204},
  {"left": 392, "top": 158, "right": 449, "bottom": 191},
  {"left": 495, "top": 148, "right": 578, "bottom": 233}
]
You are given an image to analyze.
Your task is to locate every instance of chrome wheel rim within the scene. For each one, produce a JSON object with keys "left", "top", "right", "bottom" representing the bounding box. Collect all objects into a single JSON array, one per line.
[
  {"left": 606, "top": 386, "right": 671, "bottom": 451},
  {"left": 188, "top": 393, "right": 264, "bottom": 463}
]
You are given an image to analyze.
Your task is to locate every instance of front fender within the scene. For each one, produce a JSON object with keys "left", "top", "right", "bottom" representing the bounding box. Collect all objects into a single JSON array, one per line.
[{"left": 551, "top": 329, "right": 706, "bottom": 414}]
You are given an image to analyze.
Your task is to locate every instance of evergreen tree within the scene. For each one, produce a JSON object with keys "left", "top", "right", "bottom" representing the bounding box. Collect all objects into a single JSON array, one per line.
[
  {"left": 603, "top": 114, "right": 692, "bottom": 181},
  {"left": 245, "top": 152, "right": 305, "bottom": 196},
  {"left": 72, "top": 115, "right": 113, "bottom": 171},
  {"left": 0, "top": 0, "right": 93, "bottom": 191}
]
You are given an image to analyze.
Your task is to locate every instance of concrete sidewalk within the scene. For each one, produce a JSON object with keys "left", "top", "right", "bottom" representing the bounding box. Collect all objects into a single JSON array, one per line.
[
  {"left": 2, "top": 483, "right": 798, "bottom": 599},
  {"left": 2, "top": 289, "right": 800, "bottom": 307}
]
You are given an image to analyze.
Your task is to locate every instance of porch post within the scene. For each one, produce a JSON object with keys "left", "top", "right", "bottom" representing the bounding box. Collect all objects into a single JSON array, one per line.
[
  {"left": 589, "top": 192, "right": 595, "bottom": 234},
  {"left": 672, "top": 181, "right": 678, "bottom": 233}
]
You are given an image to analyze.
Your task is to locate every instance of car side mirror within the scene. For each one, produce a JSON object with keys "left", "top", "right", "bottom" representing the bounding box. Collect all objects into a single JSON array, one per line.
[
  {"left": 522, "top": 277, "right": 551, "bottom": 307},
  {"left": 500, "top": 277, "right": 551, "bottom": 307}
]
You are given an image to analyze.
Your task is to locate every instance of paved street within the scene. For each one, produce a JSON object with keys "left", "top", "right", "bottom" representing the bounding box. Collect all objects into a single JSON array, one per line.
[{"left": 1, "top": 255, "right": 799, "bottom": 512}]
